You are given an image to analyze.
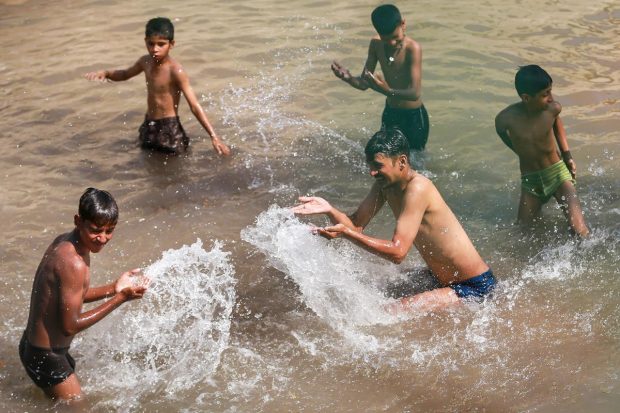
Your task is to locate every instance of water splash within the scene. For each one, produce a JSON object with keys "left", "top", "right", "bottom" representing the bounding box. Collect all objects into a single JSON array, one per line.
[
  {"left": 241, "top": 206, "right": 400, "bottom": 332},
  {"left": 77, "top": 239, "right": 236, "bottom": 408}
]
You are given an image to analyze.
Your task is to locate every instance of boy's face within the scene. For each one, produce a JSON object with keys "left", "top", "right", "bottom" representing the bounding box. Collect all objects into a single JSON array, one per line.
[
  {"left": 145, "top": 35, "right": 174, "bottom": 62},
  {"left": 74, "top": 215, "right": 116, "bottom": 253},
  {"left": 523, "top": 85, "right": 554, "bottom": 110},
  {"left": 368, "top": 153, "right": 404, "bottom": 187},
  {"left": 379, "top": 21, "right": 406, "bottom": 48}
]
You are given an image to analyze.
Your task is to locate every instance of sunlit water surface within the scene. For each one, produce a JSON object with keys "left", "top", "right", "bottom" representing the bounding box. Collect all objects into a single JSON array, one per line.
[{"left": 0, "top": 0, "right": 618, "bottom": 412}]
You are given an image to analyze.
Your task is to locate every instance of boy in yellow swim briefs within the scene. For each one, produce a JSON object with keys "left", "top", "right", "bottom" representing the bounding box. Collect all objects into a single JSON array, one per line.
[{"left": 495, "top": 65, "right": 589, "bottom": 237}]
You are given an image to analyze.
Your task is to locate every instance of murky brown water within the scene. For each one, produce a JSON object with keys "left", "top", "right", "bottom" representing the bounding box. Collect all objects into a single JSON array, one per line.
[{"left": 1, "top": 0, "right": 619, "bottom": 412}]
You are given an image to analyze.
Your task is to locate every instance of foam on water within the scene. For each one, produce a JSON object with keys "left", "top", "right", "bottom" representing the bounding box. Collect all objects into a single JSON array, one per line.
[{"left": 76, "top": 240, "right": 236, "bottom": 408}]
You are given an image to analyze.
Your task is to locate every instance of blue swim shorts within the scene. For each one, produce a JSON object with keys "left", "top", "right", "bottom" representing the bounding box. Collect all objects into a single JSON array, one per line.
[{"left": 449, "top": 269, "right": 496, "bottom": 299}]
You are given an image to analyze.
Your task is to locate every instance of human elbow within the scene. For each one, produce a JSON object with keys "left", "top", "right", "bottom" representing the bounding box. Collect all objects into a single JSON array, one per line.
[
  {"left": 61, "top": 325, "right": 78, "bottom": 337},
  {"left": 391, "top": 250, "right": 407, "bottom": 264}
]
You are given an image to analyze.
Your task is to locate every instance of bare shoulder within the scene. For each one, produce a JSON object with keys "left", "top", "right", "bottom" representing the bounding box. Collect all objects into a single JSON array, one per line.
[
  {"left": 169, "top": 58, "right": 188, "bottom": 80},
  {"left": 404, "top": 37, "right": 421, "bottom": 54},
  {"left": 53, "top": 241, "right": 88, "bottom": 279},
  {"left": 369, "top": 37, "right": 381, "bottom": 51},
  {"left": 405, "top": 173, "right": 433, "bottom": 198},
  {"left": 496, "top": 103, "right": 520, "bottom": 123}
]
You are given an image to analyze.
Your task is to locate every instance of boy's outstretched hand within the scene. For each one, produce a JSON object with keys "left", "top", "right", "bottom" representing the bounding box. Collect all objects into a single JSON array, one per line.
[
  {"left": 331, "top": 61, "right": 353, "bottom": 82},
  {"left": 211, "top": 135, "right": 231, "bottom": 156},
  {"left": 292, "top": 196, "right": 332, "bottom": 215},
  {"left": 84, "top": 71, "right": 108, "bottom": 82},
  {"left": 115, "top": 269, "right": 151, "bottom": 300}
]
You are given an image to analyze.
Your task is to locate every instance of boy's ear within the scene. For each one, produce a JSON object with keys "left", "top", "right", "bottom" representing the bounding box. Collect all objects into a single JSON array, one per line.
[
  {"left": 74, "top": 214, "right": 81, "bottom": 227},
  {"left": 520, "top": 93, "right": 530, "bottom": 103},
  {"left": 170, "top": 40, "right": 175, "bottom": 47},
  {"left": 399, "top": 154, "right": 407, "bottom": 169}
]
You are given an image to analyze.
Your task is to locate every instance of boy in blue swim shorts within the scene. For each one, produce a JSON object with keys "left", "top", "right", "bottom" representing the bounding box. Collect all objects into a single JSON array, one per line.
[
  {"left": 294, "top": 129, "right": 496, "bottom": 313},
  {"left": 495, "top": 65, "right": 589, "bottom": 237}
]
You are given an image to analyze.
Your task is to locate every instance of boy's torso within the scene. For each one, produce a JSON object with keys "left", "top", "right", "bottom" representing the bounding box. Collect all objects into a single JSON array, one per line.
[
  {"left": 382, "top": 175, "right": 487, "bottom": 283},
  {"left": 501, "top": 104, "right": 562, "bottom": 174},
  {"left": 372, "top": 37, "right": 422, "bottom": 109},
  {"left": 142, "top": 55, "right": 183, "bottom": 120},
  {"left": 27, "top": 235, "right": 88, "bottom": 350}
]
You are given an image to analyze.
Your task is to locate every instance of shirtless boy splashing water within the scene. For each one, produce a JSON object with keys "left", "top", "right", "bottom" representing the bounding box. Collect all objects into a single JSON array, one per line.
[
  {"left": 293, "top": 129, "right": 496, "bottom": 312},
  {"left": 19, "top": 188, "right": 150, "bottom": 401},
  {"left": 331, "top": 4, "right": 429, "bottom": 152},
  {"left": 85, "top": 17, "right": 230, "bottom": 155}
]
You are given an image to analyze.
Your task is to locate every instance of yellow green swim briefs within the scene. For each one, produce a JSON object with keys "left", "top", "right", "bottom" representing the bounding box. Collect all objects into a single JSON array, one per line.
[{"left": 521, "top": 160, "right": 575, "bottom": 203}]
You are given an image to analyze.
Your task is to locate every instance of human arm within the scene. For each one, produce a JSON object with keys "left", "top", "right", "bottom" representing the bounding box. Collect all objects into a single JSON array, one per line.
[
  {"left": 321, "top": 185, "right": 425, "bottom": 263},
  {"left": 58, "top": 261, "right": 148, "bottom": 337},
  {"left": 84, "top": 58, "right": 144, "bottom": 82},
  {"left": 363, "top": 42, "right": 422, "bottom": 101},
  {"left": 175, "top": 67, "right": 230, "bottom": 156},
  {"left": 83, "top": 268, "right": 150, "bottom": 303},
  {"left": 292, "top": 182, "right": 385, "bottom": 231},
  {"left": 331, "top": 41, "right": 378, "bottom": 91},
  {"left": 553, "top": 114, "right": 576, "bottom": 179},
  {"left": 495, "top": 112, "right": 515, "bottom": 151}
]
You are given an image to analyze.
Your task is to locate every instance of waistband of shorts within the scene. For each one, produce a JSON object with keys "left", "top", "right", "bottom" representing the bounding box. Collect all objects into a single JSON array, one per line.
[
  {"left": 143, "top": 115, "right": 181, "bottom": 123},
  {"left": 520, "top": 160, "right": 567, "bottom": 179},
  {"left": 21, "top": 331, "right": 70, "bottom": 353},
  {"left": 383, "top": 102, "right": 426, "bottom": 112}
]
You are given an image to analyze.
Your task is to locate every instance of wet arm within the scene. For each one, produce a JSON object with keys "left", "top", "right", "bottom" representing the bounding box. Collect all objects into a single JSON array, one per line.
[
  {"left": 345, "top": 181, "right": 386, "bottom": 231},
  {"left": 341, "top": 191, "right": 423, "bottom": 263},
  {"left": 57, "top": 262, "right": 129, "bottom": 336},
  {"left": 83, "top": 283, "right": 116, "bottom": 303},
  {"left": 101, "top": 58, "right": 144, "bottom": 81},
  {"left": 385, "top": 43, "right": 422, "bottom": 101},
  {"left": 553, "top": 114, "right": 576, "bottom": 177},
  {"left": 176, "top": 67, "right": 230, "bottom": 155},
  {"left": 335, "top": 42, "right": 377, "bottom": 91},
  {"left": 553, "top": 115, "right": 570, "bottom": 154},
  {"left": 495, "top": 115, "right": 514, "bottom": 151}
]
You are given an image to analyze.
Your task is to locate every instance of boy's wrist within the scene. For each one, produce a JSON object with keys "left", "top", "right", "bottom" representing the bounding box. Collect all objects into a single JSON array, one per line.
[{"left": 561, "top": 150, "right": 572, "bottom": 161}]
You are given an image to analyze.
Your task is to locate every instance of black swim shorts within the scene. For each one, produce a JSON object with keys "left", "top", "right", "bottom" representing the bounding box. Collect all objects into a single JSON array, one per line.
[
  {"left": 138, "top": 115, "right": 190, "bottom": 153},
  {"left": 19, "top": 332, "right": 76, "bottom": 388},
  {"left": 381, "top": 103, "right": 430, "bottom": 151}
]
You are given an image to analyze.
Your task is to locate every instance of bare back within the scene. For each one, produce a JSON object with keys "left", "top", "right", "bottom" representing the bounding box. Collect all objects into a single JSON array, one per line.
[
  {"left": 140, "top": 55, "right": 183, "bottom": 120},
  {"left": 25, "top": 233, "right": 89, "bottom": 349},
  {"left": 496, "top": 102, "right": 562, "bottom": 174},
  {"left": 370, "top": 36, "right": 422, "bottom": 109},
  {"left": 384, "top": 175, "right": 487, "bottom": 284}
]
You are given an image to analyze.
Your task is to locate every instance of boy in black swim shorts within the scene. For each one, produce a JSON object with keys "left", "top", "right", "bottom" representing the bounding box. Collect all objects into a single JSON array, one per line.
[
  {"left": 19, "top": 188, "right": 150, "bottom": 401},
  {"left": 86, "top": 17, "right": 230, "bottom": 156},
  {"left": 331, "top": 4, "right": 429, "bottom": 151}
]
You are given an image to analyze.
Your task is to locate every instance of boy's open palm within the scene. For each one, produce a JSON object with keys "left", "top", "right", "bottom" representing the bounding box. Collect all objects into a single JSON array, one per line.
[
  {"left": 331, "top": 61, "right": 352, "bottom": 81},
  {"left": 292, "top": 196, "right": 332, "bottom": 215},
  {"left": 115, "top": 269, "right": 151, "bottom": 295}
]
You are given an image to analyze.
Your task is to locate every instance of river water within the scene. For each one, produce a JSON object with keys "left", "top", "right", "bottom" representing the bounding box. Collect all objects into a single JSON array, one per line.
[{"left": 0, "top": 0, "right": 618, "bottom": 412}]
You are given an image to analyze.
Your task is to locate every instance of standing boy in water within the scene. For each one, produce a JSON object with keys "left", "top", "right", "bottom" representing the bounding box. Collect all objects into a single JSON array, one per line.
[
  {"left": 495, "top": 65, "right": 589, "bottom": 237},
  {"left": 293, "top": 129, "right": 495, "bottom": 312},
  {"left": 19, "top": 188, "right": 150, "bottom": 401},
  {"left": 85, "top": 17, "right": 230, "bottom": 155},
  {"left": 331, "top": 4, "right": 429, "bottom": 152}
]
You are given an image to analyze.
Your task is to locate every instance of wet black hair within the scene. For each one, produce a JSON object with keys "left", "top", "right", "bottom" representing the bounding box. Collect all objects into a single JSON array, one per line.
[
  {"left": 145, "top": 17, "right": 174, "bottom": 41},
  {"left": 78, "top": 188, "right": 118, "bottom": 226},
  {"left": 515, "top": 65, "right": 552, "bottom": 96},
  {"left": 365, "top": 128, "right": 410, "bottom": 162},
  {"left": 371, "top": 4, "right": 403, "bottom": 35}
]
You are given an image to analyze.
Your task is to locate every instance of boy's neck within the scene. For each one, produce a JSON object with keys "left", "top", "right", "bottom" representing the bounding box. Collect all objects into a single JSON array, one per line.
[{"left": 69, "top": 228, "right": 91, "bottom": 257}]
